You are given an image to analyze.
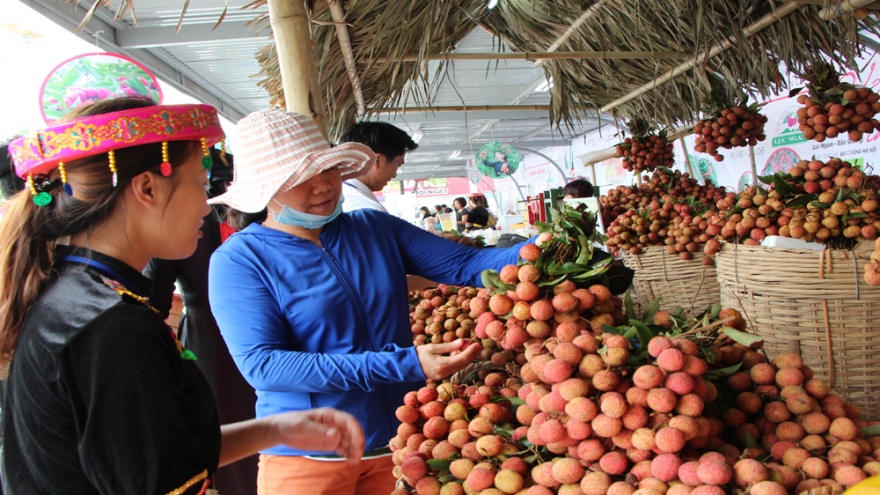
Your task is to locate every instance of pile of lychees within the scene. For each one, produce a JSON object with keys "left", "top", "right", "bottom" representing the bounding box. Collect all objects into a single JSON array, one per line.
[{"left": 395, "top": 238, "right": 880, "bottom": 495}]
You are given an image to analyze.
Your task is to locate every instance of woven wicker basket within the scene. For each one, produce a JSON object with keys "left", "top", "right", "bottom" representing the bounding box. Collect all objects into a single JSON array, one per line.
[
  {"left": 715, "top": 241, "right": 880, "bottom": 419},
  {"left": 620, "top": 247, "right": 721, "bottom": 314}
]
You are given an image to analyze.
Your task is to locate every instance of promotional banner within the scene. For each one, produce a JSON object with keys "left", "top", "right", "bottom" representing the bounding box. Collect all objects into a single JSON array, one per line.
[
  {"left": 475, "top": 142, "right": 522, "bottom": 178},
  {"left": 382, "top": 177, "right": 474, "bottom": 198}
]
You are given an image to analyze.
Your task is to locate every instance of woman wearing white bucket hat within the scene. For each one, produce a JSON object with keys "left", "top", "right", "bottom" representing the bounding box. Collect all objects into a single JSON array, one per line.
[{"left": 207, "top": 108, "right": 536, "bottom": 495}]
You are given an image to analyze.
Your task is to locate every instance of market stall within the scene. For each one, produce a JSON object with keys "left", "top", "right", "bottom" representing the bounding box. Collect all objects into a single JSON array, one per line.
[{"left": 42, "top": 0, "right": 880, "bottom": 493}]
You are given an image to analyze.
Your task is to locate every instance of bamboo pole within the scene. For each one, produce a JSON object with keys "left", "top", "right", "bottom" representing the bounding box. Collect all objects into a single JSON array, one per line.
[
  {"left": 370, "top": 51, "right": 683, "bottom": 63},
  {"left": 579, "top": 126, "right": 694, "bottom": 167},
  {"left": 589, "top": 162, "right": 597, "bottom": 186},
  {"left": 749, "top": 146, "right": 759, "bottom": 187},
  {"left": 599, "top": 1, "right": 801, "bottom": 114},
  {"left": 679, "top": 137, "right": 700, "bottom": 182},
  {"left": 376, "top": 105, "right": 551, "bottom": 113},
  {"left": 534, "top": 0, "right": 609, "bottom": 67},
  {"left": 327, "top": 0, "right": 365, "bottom": 117},
  {"left": 267, "top": 0, "right": 328, "bottom": 139},
  {"left": 818, "top": 0, "right": 876, "bottom": 19}
]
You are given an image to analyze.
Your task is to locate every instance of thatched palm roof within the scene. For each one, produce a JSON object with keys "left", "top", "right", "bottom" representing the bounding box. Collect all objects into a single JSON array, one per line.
[{"left": 250, "top": 0, "right": 877, "bottom": 140}]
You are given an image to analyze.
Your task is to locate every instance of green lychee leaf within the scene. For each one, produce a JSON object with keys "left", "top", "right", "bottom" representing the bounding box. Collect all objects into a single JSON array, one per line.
[
  {"left": 743, "top": 431, "right": 761, "bottom": 450},
  {"left": 721, "top": 327, "right": 764, "bottom": 348},
  {"left": 786, "top": 194, "right": 819, "bottom": 208},
  {"left": 810, "top": 201, "right": 831, "bottom": 209},
  {"left": 641, "top": 298, "right": 662, "bottom": 326},
  {"left": 624, "top": 291, "right": 636, "bottom": 321},
  {"left": 427, "top": 459, "right": 453, "bottom": 472},
  {"left": 490, "top": 396, "right": 525, "bottom": 408},
  {"left": 601, "top": 324, "right": 624, "bottom": 335},
  {"left": 862, "top": 425, "right": 880, "bottom": 437},
  {"left": 757, "top": 174, "right": 776, "bottom": 185},
  {"left": 703, "top": 362, "right": 743, "bottom": 381},
  {"left": 629, "top": 320, "right": 655, "bottom": 351}
]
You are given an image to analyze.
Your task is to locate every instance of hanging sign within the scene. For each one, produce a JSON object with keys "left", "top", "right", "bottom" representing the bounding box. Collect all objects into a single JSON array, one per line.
[
  {"left": 40, "top": 52, "right": 164, "bottom": 124},
  {"left": 466, "top": 159, "right": 483, "bottom": 185},
  {"left": 475, "top": 142, "right": 521, "bottom": 179}
]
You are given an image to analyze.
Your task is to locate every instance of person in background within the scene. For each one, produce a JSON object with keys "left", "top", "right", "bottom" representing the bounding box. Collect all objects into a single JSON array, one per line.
[
  {"left": 465, "top": 193, "right": 491, "bottom": 231},
  {"left": 337, "top": 122, "right": 418, "bottom": 213},
  {"left": 453, "top": 197, "right": 469, "bottom": 233},
  {"left": 207, "top": 109, "right": 534, "bottom": 495},
  {"left": 144, "top": 149, "right": 259, "bottom": 495},
  {"left": 443, "top": 205, "right": 453, "bottom": 214},
  {"left": 562, "top": 178, "right": 595, "bottom": 200},
  {"left": 418, "top": 206, "right": 432, "bottom": 220},
  {"left": 0, "top": 98, "right": 364, "bottom": 495},
  {"left": 0, "top": 144, "right": 25, "bottom": 201},
  {"left": 561, "top": 178, "right": 613, "bottom": 231}
]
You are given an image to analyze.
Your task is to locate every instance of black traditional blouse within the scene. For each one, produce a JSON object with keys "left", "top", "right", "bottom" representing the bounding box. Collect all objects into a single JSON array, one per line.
[{"left": 2, "top": 247, "right": 220, "bottom": 495}]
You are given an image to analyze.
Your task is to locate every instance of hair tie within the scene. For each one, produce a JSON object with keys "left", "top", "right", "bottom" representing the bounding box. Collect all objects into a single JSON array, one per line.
[{"left": 28, "top": 173, "right": 58, "bottom": 207}]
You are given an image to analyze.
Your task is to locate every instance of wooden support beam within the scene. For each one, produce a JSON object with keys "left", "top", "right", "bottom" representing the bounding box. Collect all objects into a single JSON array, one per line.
[
  {"left": 375, "top": 105, "right": 551, "bottom": 113},
  {"left": 267, "top": 0, "right": 328, "bottom": 138},
  {"left": 369, "top": 51, "right": 683, "bottom": 63},
  {"left": 599, "top": 1, "right": 801, "bottom": 114},
  {"left": 535, "top": 0, "right": 610, "bottom": 67},
  {"left": 327, "top": 0, "right": 365, "bottom": 117},
  {"left": 580, "top": 126, "right": 694, "bottom": 167}
]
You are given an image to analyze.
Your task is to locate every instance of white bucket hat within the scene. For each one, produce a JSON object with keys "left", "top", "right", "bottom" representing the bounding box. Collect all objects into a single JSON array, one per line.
[{"left": 209, "top": 108, "right": 375, "bottom": 213}]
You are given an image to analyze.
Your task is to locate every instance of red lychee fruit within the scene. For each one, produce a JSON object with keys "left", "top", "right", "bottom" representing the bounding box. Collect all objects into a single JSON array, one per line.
[
  {"left": 697, "top": 460, "right": 733, "bottom": 486},
  {"left": 499, "top": 265, "right": 519, "bottom": 284},
  {"left": 489, "top": 294, "right": 514, "bottom": 316},
  {"left": 657, "top": 348, "right": 685, "bottom": 372},
  {"left": 599, "top": 451, "right": 629, "bottom": 475},
  {"left": 519, "top": 244, "right": 542, "bottom": 262},
  {"left": 518, "top": 264, "right": 541, "bottom": 283},
  {"left": 552, "top": 457, "right": 585, "bottom": 485}
]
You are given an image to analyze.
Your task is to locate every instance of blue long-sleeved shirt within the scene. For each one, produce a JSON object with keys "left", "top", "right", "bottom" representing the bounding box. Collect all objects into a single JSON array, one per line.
[{"left": 208, "top": 209, "right": 532, "bottom": 456}]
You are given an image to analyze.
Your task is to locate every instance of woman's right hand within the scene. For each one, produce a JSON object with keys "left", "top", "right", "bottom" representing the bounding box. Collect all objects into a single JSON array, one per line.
[
  {"left": 416, "top": 339, "right": 482, "bottom": 380},
  {"left": 271, "top": 408, "right": 365, "bottom": 465}
]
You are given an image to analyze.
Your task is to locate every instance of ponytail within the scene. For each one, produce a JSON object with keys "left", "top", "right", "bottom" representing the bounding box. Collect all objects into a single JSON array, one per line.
[{"left": 0, "top": 192, "right": 55, "bottom": 369}]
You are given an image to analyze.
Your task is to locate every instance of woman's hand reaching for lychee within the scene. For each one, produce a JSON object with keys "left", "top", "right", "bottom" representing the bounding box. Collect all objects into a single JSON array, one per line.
[{"left": 416, "top": 339, "right": 483, "bottom": 380}]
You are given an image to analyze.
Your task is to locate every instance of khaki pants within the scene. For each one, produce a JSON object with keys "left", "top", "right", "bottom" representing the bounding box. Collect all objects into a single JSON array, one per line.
[{"left": 257, "top": 454, "right": 395, "bottom": 495}]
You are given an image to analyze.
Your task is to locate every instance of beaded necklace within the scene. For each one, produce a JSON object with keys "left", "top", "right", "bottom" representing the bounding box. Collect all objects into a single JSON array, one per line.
[{"left": 101, "top": 277, "right": 197, "bottom": 361}]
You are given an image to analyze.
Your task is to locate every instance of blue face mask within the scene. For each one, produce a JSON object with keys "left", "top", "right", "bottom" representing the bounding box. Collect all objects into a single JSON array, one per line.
[{"left": 271, "top": 197, "right": 344, "bottom": 229}]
